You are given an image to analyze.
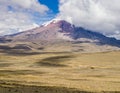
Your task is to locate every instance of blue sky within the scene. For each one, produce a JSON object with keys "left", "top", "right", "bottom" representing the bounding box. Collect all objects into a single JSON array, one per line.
[
  {"left": 38, "top": 0, "right": 59, "bottom": 14},
  {"left": 31, "top": 0, "right": 60, "bottom": 25}
]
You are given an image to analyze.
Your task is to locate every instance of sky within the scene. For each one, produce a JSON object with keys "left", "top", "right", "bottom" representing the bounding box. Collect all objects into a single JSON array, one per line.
[
  {"left": 0, "top": 0, "right": 120, "bottom": 39},
  {"left": 38, "top": 0, "right": 59, "bottom": 13}
]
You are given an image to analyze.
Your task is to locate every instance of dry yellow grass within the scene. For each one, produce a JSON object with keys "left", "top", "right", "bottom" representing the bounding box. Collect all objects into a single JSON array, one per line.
[{"left": 0, "top": 51, "right": 120, "bottom": 93}]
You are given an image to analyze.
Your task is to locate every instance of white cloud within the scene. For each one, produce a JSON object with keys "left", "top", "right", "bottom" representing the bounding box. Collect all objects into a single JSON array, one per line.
[
  {"left": 58, "top": 0, "right": 120, "bottom": 39},
  {"left": 0, "top": 0, "right": 49, "bottom": 35}
]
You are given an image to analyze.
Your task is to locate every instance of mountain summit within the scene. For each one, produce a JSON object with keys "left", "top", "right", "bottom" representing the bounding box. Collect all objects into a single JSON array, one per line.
[
  {"left": 4, "top": 20, "right": 75, "bottom": 41},
  {"left": 0, "top": 20, "right": 120, "bottom": 53},
  {"left": 3, "top": 20, "right": 120, "bottom": 46}
]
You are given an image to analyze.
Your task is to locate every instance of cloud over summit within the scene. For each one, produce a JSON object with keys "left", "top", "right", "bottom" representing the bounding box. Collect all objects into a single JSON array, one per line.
[{"left": 58, "top": 0, "right": 120, "bottom": 39}]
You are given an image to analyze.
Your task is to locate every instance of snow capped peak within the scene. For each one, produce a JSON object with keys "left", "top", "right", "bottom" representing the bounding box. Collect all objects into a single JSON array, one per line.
[
  {"left": 41, "top": 20, "right": 53, "bottom": 27},
  {"left": 41, "top": 19, "right": 75, "bottom": 34},
  {"left": 41, "top": 18, "right": 62, "bottom": 27},
  {"left": 52, "top": 18, "right": 62, "bottom": 23}
]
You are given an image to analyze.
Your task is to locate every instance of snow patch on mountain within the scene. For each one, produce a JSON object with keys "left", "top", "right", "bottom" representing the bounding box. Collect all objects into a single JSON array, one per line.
[{"left": 42, "top": 18, "right": 62, "bottom": 27}]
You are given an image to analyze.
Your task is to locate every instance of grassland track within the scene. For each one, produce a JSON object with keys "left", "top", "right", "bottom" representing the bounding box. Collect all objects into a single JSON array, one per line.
[{"left": 0, "top": 80, "right": 119, "bottom": 93}]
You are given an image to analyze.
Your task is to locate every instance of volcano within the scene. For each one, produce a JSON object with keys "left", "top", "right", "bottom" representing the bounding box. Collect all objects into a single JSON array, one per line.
[{"left": 0, "top": 19, "right": 120, "bottom": 53}]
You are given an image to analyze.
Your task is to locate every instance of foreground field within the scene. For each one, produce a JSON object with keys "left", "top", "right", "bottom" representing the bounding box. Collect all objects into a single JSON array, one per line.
[{"left": 0, "top": 51, "right": 120, "bottom": 93}]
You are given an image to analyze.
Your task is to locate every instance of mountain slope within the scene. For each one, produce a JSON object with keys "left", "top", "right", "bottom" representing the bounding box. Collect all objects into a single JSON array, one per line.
[{"left": 0, "top": 20, "right": 120, "bottom": 53}]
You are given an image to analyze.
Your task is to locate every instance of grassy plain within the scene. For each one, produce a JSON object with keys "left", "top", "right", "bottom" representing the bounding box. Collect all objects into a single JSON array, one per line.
[{"left": 0, "top": 51, "right": 120, "bottom": 93}]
